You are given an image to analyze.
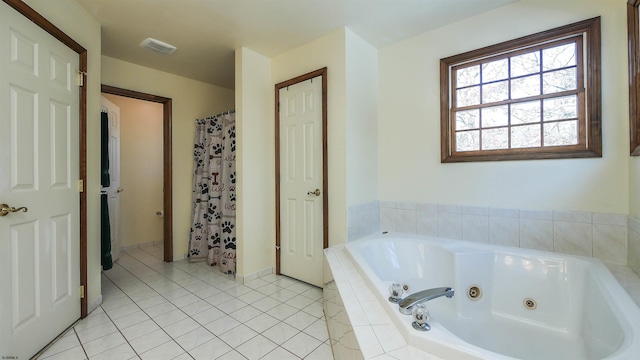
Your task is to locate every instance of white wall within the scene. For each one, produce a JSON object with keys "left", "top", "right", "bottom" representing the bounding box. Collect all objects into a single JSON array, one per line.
[
  {"left": 345, "top": 30, "right": 379, "bottom": 207},
  {"left": 235, "top": 48, "right": 274, "bottom": 278},
  {"left": 22, "top": 0, "right": 103, "bottom": 309},
  {"left": 631, "top": 154, "right": 640, "bottom": 217},
  {"left": 103, "top": 94, "right": 164, "bottom": 248},
  {"left": 102, "top": 56, "right": 235, "bottom": 260},
  {"left": 378, "top": 0, "right": 629, "bottom": 214},
  {"left": 272, "top": 28, "right": 349, "bottom": 246}
]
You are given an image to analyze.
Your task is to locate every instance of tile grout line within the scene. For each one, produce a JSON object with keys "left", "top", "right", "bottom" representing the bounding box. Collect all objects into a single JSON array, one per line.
[{"left": 72, "top": 328, "right": 90, "bottom": 360}]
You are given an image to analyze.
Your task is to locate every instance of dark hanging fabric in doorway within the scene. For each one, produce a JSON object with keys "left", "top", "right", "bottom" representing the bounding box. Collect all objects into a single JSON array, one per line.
[
  {"left": 101, "top": 193, "right": 113, "bottom": 270},
  {"left": 101, "top": 110, "right": 113, "bottom": 270},
  {"left": 101, "top": 111, "right": 110, "bottom": 187}
]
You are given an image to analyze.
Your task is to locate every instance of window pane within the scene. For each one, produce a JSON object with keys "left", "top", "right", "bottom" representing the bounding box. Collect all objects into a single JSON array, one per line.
[
  {"left": 511, "top": 51, "right": 540, "bottom": 77},
  {"left": 482, "top": 80, "right": 508, "bottom": 104},
  {"left": 543, "top": 68, "right": 577, "bottom": 94},
  {"left": 511, "top": 124, "right": 541, "bottom": 148},
  {"left": 543, "top": 95, "right": 578, "bottom": 121},
  {"left": 543, "top": 43, "right": 576, "bottom": 71},
  {"left": 457, "top": 65, "right": 480, "bottom": 87},
  {"left": 457, "top": 86, "right": 480, "bottom": 107},
  {"left": 482, "top": 128, "right": 508, "bottom": 150},
  {"left": 482, "top": 105, "right": 508, "bottom": 127},
  {"left": 543, "top": 120, "right": 578, "bottom": 146},
  {"left": 455, "top": 109, "right": 480, "bottom": 130},
  {"left": 482, "top": 59, "right": 508, "bottom": 82},
  {"left": 511, "top": 101, "right": 541, "bottom": 124},
  {"left": 511, "top": 74, "right": 540, "bottom": 99},
  {"left": 456, "top": 131, "right": 479, "bottom": 151}
]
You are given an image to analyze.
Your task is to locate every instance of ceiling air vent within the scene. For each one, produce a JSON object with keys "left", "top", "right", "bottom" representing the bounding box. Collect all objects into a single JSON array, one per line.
[{"left": 139, "top": 38, "right": 177, "bottom": 55}]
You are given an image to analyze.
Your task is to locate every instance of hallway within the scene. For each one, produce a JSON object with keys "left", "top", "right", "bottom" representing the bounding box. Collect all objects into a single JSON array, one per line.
[{"left": 37, "top": 245, "right": 332, "bottom": 359}]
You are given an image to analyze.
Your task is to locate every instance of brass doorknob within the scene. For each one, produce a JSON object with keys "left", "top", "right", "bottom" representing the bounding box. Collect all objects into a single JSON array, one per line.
[
  {"left": 0, "top": 203, "right": 28, "bottom": 217},
  {"left": 307, "top": 189, "right": 321, "bottom": 196}
]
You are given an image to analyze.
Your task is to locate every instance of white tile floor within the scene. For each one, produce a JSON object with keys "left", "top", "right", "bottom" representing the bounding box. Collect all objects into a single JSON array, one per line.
[{"left": 36, "top": 245, "right": 334, "bottom": 360}]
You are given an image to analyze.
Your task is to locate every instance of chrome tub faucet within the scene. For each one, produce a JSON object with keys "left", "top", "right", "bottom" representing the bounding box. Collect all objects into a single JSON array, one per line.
[{"left": 399, "top": 287, "right": 454, "bottom": 315}]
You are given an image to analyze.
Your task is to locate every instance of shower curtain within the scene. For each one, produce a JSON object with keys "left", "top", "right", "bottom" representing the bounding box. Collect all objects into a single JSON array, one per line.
[{"left": 188, "top": 111, "right": 236, "bottom": 274}]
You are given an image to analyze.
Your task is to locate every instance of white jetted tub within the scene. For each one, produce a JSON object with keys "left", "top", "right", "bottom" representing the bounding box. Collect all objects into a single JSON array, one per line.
[{"left": 344, "top": 233, "right": 640, "bottom": 360}]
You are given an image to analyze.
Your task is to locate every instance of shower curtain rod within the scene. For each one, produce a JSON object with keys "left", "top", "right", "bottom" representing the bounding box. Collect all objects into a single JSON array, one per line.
[{"left": 195, "top": 109, "right": 235, "bottom": 123}]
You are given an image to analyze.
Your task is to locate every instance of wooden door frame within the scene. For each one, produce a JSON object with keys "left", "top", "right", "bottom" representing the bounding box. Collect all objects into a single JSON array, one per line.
[
  {"left": 2, "top": 0, "right": 89, "bottom": 317},
  {"left": 101, "top": 85, "right": 173, "bottom": 263},
  {"left": 274, "top": 68, "right": 328, "bottom": 275}
]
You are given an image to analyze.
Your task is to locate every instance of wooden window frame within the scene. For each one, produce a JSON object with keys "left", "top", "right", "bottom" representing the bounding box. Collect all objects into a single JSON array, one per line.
[
  {"left": 440, "top": 17, "right": 602, "bottom": 163},
  {"left": 629, "top": 1, "right": 640, "bottom": 155}
]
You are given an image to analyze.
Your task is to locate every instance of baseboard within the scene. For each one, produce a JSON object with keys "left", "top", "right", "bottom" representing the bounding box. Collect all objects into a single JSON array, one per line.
[
  {"left": 120, "top": 240, "right": 162, "bottom": 252},
  {"left": 120, "top": 243, "right": 138, "bottom": 251},
  {"left": 235, "top": 267, "right": 273, "bottom": 284},
  {"left": 137, "top": 241, "right": 156, "bottom": 248},
  {"left": 88, "top": 294, "right": 103, "bottom": 314}
]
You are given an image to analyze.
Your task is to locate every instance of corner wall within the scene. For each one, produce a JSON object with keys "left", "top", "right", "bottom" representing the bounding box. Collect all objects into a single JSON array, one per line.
[
  {"left": 378, "top": 0, "right": 629, "bottom": 214},
  {"left": 235, "top": 48, "right": 274, "bottom": 279},
  {"left": 101, "top": 56, "right": 235, "bottom": 261},
  {"left": 630, "top": 157, "right": 640, "bottom": 273},
  {"left": 345, "top": 30, "right": 379, "bottom": 209},
  {"left": 631, "top": 156, "right": 640, "bottom": 219}
]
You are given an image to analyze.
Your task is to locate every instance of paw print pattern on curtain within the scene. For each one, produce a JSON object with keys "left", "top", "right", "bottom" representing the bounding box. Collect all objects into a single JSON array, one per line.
[{"left": 188, "top": 111, "right": 236, "bottom": 274}]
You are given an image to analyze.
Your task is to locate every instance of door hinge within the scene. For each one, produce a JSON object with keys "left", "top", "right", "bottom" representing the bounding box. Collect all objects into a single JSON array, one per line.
[
  {"left": 76, "top": 71, "right": 86, "bottom": 87},
  {"left": 79, "top": 285, "right": 85, "bottom": 299},
  {"left": 78, "top": 179, "right": 84, "bottom": 193}
]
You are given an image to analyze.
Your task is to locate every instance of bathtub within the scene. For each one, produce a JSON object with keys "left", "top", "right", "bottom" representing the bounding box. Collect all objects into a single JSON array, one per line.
[{"left": 341, "top": 232, "right": 640, "bottom": 360}]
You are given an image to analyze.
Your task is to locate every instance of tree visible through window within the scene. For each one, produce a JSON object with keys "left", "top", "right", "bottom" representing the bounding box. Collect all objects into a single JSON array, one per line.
[{"left": 440, "top": 18, "right": 601, "bottom": 162}]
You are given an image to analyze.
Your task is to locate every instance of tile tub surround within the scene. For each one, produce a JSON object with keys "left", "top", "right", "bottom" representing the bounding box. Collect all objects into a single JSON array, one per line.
[
  {"left": 348, "top": 201, "right": 380, "bottom": 241},
  {"left": 348, "top": 201, "right": 629, "bottom": 266},
  {"left": 629, "top": 216, "right": 640, "bottom": 276},
  {"left": 324, "top": 245, "right": 446, "bottom": 360},
  {"left": 324, "top": 243, "right": 640, "bottom": 360}
]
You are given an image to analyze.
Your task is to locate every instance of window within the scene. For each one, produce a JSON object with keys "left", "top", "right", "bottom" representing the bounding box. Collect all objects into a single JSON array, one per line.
[
  {"left": 440, "top": 18, "right": 601, "bottom": 162},
  {"left": 629, "top": 1, "right": 640, "bottom": 155}
]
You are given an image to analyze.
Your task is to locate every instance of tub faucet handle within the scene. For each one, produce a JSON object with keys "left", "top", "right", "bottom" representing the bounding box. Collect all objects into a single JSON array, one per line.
[
  {"left": 412, "top": 303, "right": 431, "bottom": 331},
  {"left": 388, "top": 283, "right": 405, "bottom": 303}
]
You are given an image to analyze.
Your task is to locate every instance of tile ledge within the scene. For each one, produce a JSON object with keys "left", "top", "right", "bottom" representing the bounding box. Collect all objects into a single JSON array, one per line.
[{"left": 605, "top": 263, "right": 640, "bottom": 308}]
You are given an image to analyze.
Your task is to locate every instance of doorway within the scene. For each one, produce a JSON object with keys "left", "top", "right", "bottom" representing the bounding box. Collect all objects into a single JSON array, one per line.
[
  {"left": 275, "top": 68, "right": 328, "bottom": 287},
  {"left": 101, "top": 85, "right": 173, "bottom": 262}
]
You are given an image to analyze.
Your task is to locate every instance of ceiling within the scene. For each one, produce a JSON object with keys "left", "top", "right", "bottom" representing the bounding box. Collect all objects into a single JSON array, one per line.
[{"left": 76, "top": 0, "right": 519, "bottom": 90}]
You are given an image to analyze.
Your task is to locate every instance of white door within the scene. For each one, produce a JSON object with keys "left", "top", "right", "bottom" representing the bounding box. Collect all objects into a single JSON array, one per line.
[
  {"left": 101, "top": 95, "right": 121, "bottom": 262},
  {"left": 0, "top": 2, "right": 81, "bottom": 358},
  {"left": 279, "top": 76, "right": 324, "bottom": 287}
]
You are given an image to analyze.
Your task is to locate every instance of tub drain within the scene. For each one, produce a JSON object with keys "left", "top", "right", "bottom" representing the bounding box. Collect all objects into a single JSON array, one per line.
[
  {"left": 523, "top": 298, "right": 537, "bottom": 310},
  {"left": 467, "top": 285, "right": 482, "bottom": 300}
]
